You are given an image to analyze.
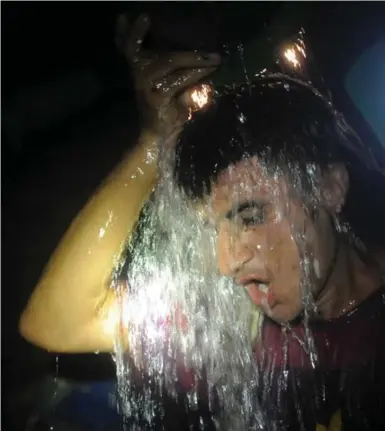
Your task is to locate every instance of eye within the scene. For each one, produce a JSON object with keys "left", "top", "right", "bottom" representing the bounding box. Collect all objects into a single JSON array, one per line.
[
  {"left": 240, "top": 215, "right": 265, "bottom": 226},
  {"left": 239, "top": 209, "right": 266, "bottom": 227}
]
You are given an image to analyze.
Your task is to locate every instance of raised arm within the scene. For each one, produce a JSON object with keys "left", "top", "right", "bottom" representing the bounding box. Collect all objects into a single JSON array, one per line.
[{"left": 19, "top": 14, "right": 220, "bottom": 353}]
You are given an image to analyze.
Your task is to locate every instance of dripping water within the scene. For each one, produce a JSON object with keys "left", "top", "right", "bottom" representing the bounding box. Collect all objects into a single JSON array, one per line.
[
  {"left": 110, "top": 41, "right": 356, "bottom": 430},
  {"left": 111, "top": 135, "right": 333, "bottom": 430},
  {"left": 114, "top": 164, "right": 264, "bottom": 429},
  {"left": 237, "top": 43, "right": 251, "bottom": 92}
]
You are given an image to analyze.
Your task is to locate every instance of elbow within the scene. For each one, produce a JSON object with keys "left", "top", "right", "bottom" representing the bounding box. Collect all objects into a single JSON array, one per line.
[
  {"left": 19, "top": 310, "right": 65, "bottom": 353},
  {"left": 18, "top": 308, "right": 117, "bottom": 354},
  {"left": 18, "top": 287, "right": 119, "bottom": 354},
  {"left": 19, "top": 311, "right": 50, "bottom": 351}
]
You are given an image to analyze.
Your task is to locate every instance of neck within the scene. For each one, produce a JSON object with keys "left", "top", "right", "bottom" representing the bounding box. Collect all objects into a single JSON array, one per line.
[{"left": 315, "top": 242, "right": 381, "bottom": 320}]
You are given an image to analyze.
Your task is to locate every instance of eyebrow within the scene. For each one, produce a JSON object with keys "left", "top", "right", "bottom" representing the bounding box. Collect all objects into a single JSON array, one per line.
[{"left": 225, "top": 200, "right": 267, "bottom": 220}]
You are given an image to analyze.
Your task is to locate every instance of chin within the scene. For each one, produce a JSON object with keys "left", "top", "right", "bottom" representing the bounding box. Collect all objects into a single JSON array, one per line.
[{"left": 264, "top": 304, "right": 302, "bottom": 325}]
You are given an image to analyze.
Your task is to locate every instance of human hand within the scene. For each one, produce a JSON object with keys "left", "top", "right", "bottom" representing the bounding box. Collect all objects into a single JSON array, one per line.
[{"left": 116, "top": 14, "right": 221, "bottom": 143}]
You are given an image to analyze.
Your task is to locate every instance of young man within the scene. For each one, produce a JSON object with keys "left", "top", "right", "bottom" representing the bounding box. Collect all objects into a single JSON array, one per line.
[
  {"left": 20, "top": 15, "right": 385, "bottom": 430},
  {"left": 173, "top": 80, "right": 385, "bottom": 430}
]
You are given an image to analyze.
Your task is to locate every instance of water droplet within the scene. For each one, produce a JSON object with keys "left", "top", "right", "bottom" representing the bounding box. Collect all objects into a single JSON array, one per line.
[
  {"left": 238, "top": 112, "right": 246, "bottom": 123},
  {"left": 237, "top": 43, "right": 251, "bottom": 90}
]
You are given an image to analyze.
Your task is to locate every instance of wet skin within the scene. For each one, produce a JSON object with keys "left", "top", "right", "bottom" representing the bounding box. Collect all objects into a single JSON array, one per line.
[{"left": 206, "top": 157, "right": 380, "bottom": 323}]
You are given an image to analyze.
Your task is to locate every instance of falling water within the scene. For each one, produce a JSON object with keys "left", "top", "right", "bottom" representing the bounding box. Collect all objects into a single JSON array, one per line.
[
  {"left": 114, "top": 159, "right": 265, "bottom": 429},
  {"left": 110, "top": 26, "right": 378, "bottom": 431},
  {"left": 109, "top": 125, "right": 340, "bottom": 429}
]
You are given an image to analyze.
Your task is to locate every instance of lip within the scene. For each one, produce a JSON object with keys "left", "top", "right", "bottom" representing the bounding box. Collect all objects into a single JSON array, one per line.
[{"left": 235, "top": 275, "right": 276, "bottom": 308}]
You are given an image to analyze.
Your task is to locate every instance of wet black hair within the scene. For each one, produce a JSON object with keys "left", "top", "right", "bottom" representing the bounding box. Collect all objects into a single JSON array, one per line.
[{"left": 174, "top": 77, "right": 385, "bottom": 249}]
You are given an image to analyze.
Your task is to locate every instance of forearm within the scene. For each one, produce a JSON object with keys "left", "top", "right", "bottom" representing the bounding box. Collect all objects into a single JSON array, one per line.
[
  {"left": 19, "top": 10, "right": 218, "bottom": 352},
  {"left": 55, "top": 132, "right": 159, "bottom": 291},
  {"left": 20, "top": 132, "right": 159, "bottom": 351}
]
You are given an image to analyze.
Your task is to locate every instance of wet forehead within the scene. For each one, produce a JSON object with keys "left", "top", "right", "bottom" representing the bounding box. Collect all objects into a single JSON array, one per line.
[{"left": 209, "top": 158, "right": 284, "bottom": 215}]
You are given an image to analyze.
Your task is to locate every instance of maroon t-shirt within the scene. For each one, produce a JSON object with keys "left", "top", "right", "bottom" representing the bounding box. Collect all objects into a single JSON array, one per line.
[{"left": 254, "top": 287, "right": 385, "bottom": 430}]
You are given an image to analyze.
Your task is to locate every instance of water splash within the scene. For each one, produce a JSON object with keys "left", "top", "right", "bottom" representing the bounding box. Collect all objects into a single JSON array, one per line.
[
  {"left": 109, "top": 125, "right": 341, "bottom": 429},
  {"left": 114, "top": 162, "right": 264, "bottom": 429},
  {"left": 110, "top": 25, "right": 373, "bottom": 430}
]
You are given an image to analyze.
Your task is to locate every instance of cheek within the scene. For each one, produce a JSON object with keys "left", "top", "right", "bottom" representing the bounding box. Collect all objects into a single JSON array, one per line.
[
  {"left": 216, "top": 222, "right": 241, "bottom": 275},
  {"left": 255, "top": 222, "right": 301, "bottom": 297},
  {"left": 247, "top": 222, "right": 300, "bottom": 271},
  {"left": 216, "top": 224, "right": 230, "bottom": 271}
]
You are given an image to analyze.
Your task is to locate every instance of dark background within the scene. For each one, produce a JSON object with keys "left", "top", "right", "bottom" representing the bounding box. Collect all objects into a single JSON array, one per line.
[{"left": 2, "top": 1, "right": 385, "bottom": 428}]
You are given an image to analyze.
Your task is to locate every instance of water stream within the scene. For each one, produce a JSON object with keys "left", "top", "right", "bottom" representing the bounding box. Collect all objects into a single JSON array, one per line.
[
  {"left": 112, "top": 137, "right": 326, "bottom": 429},
  {"left": 111, "top": 28, "right": 377, "bottom": 430}
]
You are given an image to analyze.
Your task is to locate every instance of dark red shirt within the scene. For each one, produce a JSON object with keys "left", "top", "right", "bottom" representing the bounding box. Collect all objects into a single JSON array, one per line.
[{"left": 254, "top": 287, "right": 385, "bottom": 430}]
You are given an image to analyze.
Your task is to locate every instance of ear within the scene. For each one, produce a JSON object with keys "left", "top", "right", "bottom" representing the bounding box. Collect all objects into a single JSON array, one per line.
[{"left": 321, "top": 163, "right": 349, "bottom": 214}]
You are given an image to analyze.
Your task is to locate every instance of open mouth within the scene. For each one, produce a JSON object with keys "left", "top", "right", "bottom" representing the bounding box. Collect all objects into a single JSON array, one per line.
[
  {"left": 253, "top": 281, "right": 269, "bottom": 294},
  {"left": 237, "top": 277, "right": 275, "bottom": 308}
]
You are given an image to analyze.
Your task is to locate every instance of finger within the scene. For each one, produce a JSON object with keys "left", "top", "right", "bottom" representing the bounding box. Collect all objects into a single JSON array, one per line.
[
  {"left": 148, "top": 52, "right": 221, "bottom": 82},
  {"left": 115, "top": 14, "right": 129, "bottom": 51},
  {"left": 152, "top": 67, "right": 217, "bottom": 99},
  {"left": 115, "top": 13, "right": 129, "bottom": 39},
  {"left": 127, "top": 14, "right": 151, "bottom": 60}
]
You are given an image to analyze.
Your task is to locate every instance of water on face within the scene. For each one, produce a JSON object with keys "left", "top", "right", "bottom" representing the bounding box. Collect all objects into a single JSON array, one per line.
[
  {"left": 111, "top": 143, "right": 332, "bottom": 430},
  {"left": 113, "top": 162, "right": 262, "bottom": 429},
  {"left": 112, "top": 32, "right": 364, "bottom": 430}
]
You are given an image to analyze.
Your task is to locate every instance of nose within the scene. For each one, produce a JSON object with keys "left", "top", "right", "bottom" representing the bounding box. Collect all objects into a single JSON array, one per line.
[{"left": 217, "top": 222, "right": 253, "bottom": 276}]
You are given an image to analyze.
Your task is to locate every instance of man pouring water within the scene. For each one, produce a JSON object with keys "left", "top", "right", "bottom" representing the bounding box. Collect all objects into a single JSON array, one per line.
[{"left": 20, "top": 15, "right": 385, "bottom": 430}]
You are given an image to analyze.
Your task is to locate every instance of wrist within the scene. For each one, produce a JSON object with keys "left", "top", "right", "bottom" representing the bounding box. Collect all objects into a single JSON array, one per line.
[
  {"left": 138, "top": 129, "right": 158, "bottom": 150},
  {"left": 135, "top": 130, "right": 159, "bottom": 166}
]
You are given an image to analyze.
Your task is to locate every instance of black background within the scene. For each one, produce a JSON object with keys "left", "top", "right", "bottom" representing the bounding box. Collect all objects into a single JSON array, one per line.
[{"left": 2, "top": 2, "right": 385, "bottom": 428}]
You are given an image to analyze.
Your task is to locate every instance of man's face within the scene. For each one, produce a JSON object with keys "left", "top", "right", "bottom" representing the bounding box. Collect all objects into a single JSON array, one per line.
[{"left": 207, "top": 157, "right": 338, "bottom": 323}]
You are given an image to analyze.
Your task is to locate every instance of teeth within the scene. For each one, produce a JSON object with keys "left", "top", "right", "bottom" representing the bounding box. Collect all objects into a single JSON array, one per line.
[{"left": 258, "top": 283, "right": 269, "bottom": 294}]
